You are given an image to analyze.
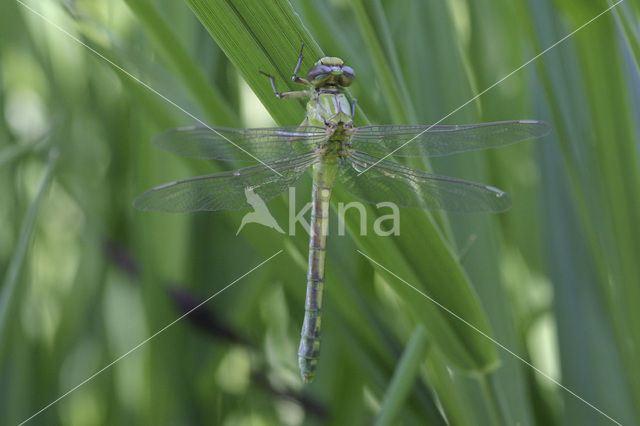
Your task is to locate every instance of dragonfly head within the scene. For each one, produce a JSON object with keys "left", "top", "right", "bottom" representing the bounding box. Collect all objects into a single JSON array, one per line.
[{"left": 307, "top": 57, "right": 355, "bottom": 88}]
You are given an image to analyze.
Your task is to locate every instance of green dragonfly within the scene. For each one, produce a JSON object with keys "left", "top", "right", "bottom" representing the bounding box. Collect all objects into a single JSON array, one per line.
[{"left": 135, "top": 45, "right": 550, "bottom": 383}]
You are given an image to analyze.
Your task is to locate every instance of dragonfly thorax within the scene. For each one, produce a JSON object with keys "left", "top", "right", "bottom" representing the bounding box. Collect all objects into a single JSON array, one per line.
[
  {"left": 316, "top": 122, "right": 353, "bottom": 159},
  {"left": 306, "top": 91, "right": 353, "bottom": 128}
]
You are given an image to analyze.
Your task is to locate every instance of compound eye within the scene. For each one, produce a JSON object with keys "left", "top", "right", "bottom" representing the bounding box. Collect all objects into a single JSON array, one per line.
[
  {"left": 342, "top": 66, "right": 355, "bottom": 77},
  {"left": 307, "top": 65, "right": 332, "bottom": 79}
]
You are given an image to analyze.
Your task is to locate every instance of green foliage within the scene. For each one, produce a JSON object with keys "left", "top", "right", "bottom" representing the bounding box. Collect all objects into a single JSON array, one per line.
[{"left": 1, "top": 0, "right": 638, "bottom": 425}]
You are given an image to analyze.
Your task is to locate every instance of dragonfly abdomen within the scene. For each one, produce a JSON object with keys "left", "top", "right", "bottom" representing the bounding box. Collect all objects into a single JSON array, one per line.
[{"left": 298, "top": 162, "right": 336, "bottom": 383}]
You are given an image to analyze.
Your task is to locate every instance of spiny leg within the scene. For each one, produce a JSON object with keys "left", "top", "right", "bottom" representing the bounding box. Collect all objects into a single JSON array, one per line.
[
  {"left": 291, "top": 43, "right": 309, "bottom": 85},
  {"left": 258, "top": 71, "right": 308, "bottom": 99},
  {"left": 259, "top": 71, "right": 283, "bottom": 98}
]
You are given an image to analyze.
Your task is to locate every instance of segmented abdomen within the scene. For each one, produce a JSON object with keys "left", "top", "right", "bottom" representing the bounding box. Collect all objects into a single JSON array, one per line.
[{"left": 298, "top": 178, "right": 332, "bottom": 383}]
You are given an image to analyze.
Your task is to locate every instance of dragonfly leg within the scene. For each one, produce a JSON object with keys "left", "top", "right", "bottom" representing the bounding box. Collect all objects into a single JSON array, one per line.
[
  {"left": 350, "top": 98, "right": 358, "bottom": 117},
  {"left": 292, "top": 43, "right": 310, "bottom": 86},
  {"left": 259, "top": 71, "right": 309, "bottom": 99}
]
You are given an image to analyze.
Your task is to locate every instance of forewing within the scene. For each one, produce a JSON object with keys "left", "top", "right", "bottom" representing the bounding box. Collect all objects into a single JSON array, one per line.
[
  {"left": 134, "top": 153, "right": 317, "bottom": 212},
  {"left": 339, "top": 152, "right": 512, "bottom": 212},
  {"left": 350, "top": 120, "right": 550, "bottom": 158},
  {"left": 154, "top": 126, "right": 327, "bottom": 162}
]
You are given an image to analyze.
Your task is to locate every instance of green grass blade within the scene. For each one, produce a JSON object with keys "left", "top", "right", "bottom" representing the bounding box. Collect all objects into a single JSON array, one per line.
[
  {"left": 528, "top": 0, "right": 640, "bottom": 422},
  {"left": 350, "top": 0, "right": 414, "bottom": 123},
  {"left": 374, "top": 325, "right": 430, "bottom": 426},
  {"left": 612, "top": 1, "right": 640, "bottom": 72},
  {"left": 0, "top": 149, "right": 58, "bottom": 357},
  {"left": 123, "top": 0, "right": 239, "bottom": 126},
  {"left": 183, "top": 0, "right": 322, "bottom": 126}
]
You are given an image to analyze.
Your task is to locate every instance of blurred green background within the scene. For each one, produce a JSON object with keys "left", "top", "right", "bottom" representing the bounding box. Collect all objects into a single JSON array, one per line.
[{"left": 1, "top": 0, "right": 639, "bottom": 425}]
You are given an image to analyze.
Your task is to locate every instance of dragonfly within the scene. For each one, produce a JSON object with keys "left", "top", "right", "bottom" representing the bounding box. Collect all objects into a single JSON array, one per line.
[{"left": 134, "top": 44, "right": 550, "bottom": 383}]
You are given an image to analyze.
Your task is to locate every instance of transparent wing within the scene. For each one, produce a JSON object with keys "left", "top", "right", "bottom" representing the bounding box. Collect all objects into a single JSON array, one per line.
[
  {"left": 339, "top": 151, "right": 512, "bottom": 212},
  {"left": 154, "top": 125, "right": 327, "bottom": 162},
  {"left": 134, "top": 153, "right": 317, "bottom": 212},
  {"left": 350, "top": 120, "right": 550, "bottom": 158}
]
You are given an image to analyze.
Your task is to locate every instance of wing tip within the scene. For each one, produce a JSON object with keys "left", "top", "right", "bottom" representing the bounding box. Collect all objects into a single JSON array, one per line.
[
  {"left": 518, "top": 120, "right": 552, "bottom": 137},
  {"left": 489, "top": 187, "right": 513, "bottom": 213}
]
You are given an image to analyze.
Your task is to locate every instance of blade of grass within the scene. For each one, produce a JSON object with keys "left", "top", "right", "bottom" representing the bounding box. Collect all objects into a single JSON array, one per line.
[
  {"left": 350, "top": 0, "right": 414, "bottom": 124},
  {"left": 123, "top": 0, "right": 239, "bottom": 126},
  {"left": 424, "top": 351, "right": 476, "bottom": 426},
  {"left": 374, "top": 325, "right": 430, "bottom": 426},
  {"left": 528, "top": 0, "right": 640, "bottom": 422},
  {"left": 480, "top": 373, "right": 508, "bottom": 426},
  {"left": 183, "top": 0, "right": 322, "bottom": 126},
  {"left": 611, "top": 0, "right": 640, "bottom": 71},
  {"left": 0, "top": 149, "right": 58, "bottom": 360},
  {"left": 368, "top": 0, "right": 417, "bottom": 123}
]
